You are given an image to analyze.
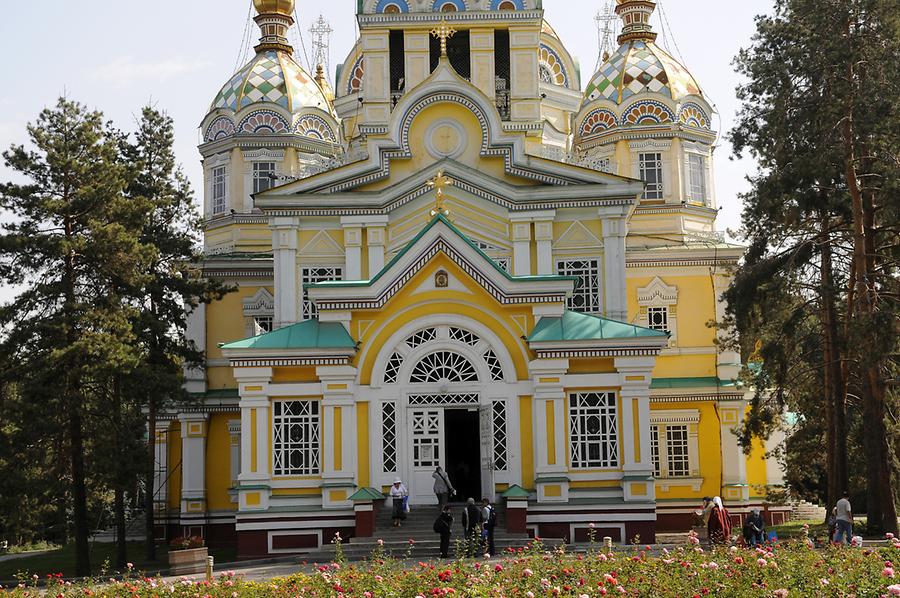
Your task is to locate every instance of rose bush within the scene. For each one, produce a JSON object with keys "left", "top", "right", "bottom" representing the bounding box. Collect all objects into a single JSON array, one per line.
[{"left": 3, "top": 539, "right": 900, "bottom": 597}]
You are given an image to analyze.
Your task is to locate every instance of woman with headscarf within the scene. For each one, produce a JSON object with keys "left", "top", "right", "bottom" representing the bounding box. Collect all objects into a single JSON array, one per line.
[
  {"left": 707, "top": 496, "right": 733, "bottom": 545},
  {"left": 389, "top": 478, "right": 408, "bottom": 527}
]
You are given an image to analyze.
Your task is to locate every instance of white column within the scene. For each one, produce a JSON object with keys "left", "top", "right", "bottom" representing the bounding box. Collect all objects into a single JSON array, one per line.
[
  {"left": 535, "top": 218, "right": 554, "bottom": 276},
  {"left": 367, "top": 226, "right": 386, "bottom": 278},
  {"left": 600, "top": 208, "right": 628, "bottom": 322},
  {"left": 511, "top": 220, "right": 532, "bottom": 276},
  {"left": 272, "top": 217, "right": 299, "bottom": 328},
  {"left": 343, "top": 225, "right": 363, "bottom": 281},
  {"left": 318, "top": 366, "right": 359, "bottom": 509},
  {"left": 235, "top": 368, "right": 273, "bottom": 512},
  {"left": 615, "top": 356, "right": 656, "bottom": 503},
  {"left": 719, "top": 398, "right": 750, "bottom": 503},
  {"left": 184, "top": 303, "right": 206, "bottom": 393},
  {"left": 179, "top": 412, "right": 209, "bottom": 520},
  {"left": 530, "top": 359, "right": 569, "bottom": 503}
]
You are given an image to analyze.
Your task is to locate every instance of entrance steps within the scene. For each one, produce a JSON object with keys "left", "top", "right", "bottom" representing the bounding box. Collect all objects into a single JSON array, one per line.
[
  {"left": 304, "top": 502, "right": 530, "bottom": 562},
  {"left": 791, "top": 500, "right": 825, "bottom": 521}
]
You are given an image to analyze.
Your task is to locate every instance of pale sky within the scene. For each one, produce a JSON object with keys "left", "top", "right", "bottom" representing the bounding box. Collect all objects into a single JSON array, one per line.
[{"left": 0, "top": 0, "right": 772, "bottom": 302}]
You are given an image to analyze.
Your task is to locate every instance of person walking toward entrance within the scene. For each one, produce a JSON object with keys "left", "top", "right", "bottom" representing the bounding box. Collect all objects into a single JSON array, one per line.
[
  {"left": 481, "top": 498, "right": 497, "bottom": 556},
  {"left": 433, "top": 466, "right": 455, "bottom": 511},
  {"left": 389, "top": 478, "right": 408, "bottom": 528},
  {"left": 462, "top": 498, "right": 483, "bottom": 556},
  {"left": 433, "top": 504, "right": 454, "bottom": 558},
  {"left": 834, "top": 491, "right": 853, "bottom": 545}
]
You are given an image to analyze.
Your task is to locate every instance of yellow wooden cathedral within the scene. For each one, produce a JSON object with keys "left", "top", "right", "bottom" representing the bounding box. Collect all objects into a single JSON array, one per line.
[{"left": 155, "top": 0, "right": 789, "bottom": 557}]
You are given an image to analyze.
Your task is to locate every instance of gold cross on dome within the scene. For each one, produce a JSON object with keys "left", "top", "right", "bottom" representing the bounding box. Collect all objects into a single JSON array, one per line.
[
  {"left": 427, "top": 170, "right": 454, "bottom": 217},
  {"left": 431, "top": 19, "right": 456, "bottom": 57}
]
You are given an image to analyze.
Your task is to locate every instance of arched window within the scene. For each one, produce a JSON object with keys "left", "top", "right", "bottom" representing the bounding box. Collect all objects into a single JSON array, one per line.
[
  {"left": 432, "top": 0, "right": 466, "bottom": 11},
  {"left": 410, "top": 351, "right": 479, "bottom": 383},
  {"left": 499, "top": 0, "right": 516, "bottom": 8}
]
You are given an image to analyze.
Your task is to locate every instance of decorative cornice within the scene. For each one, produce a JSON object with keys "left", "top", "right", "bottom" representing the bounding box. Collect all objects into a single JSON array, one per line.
[
  {"left": 535, "top": 347, "right": 662, "bottom": 358},
  {"left": 357, "top": 11, "right": 543, "bottom": 25},
  {"left": 199, "top": 133, "right": 340, "bottom": 159},
  {"left": 626, "top": 257, "right": 739, "bottom": 268},
  {"left": 651, "top": 392, "right": 746, "bottom": 403},
  {"left": 229, "top": 356, "right": 351, "bottom": 367}
]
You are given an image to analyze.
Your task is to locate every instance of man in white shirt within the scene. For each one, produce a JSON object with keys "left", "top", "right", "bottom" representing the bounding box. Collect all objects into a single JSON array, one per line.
[{"left": 834, "top": 491, "right": 853, "bottom": 545}]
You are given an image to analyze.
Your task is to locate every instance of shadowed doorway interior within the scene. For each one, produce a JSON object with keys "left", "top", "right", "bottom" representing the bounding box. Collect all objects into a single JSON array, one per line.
[{"left": 445, "top": 408, "right": 481, "bottom": 502}]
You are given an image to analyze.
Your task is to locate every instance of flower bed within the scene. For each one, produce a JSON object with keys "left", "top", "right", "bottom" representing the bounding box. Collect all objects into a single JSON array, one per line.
[{"left": 3, "top": 539, "right": 900, "bottom": 597}]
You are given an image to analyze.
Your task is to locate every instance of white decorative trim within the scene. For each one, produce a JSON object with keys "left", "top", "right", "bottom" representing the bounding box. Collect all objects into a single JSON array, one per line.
[
  {"left": 637, "top": 277, "right": 678, "bottom": 348},
  {"left": 424, "top": 119, "right": 467, "bottom": 160}
]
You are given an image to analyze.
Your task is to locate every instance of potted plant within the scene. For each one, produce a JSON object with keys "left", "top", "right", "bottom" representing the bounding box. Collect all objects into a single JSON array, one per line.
[{"left": 168, "top": 535, "right": 207, "bottom": 575}]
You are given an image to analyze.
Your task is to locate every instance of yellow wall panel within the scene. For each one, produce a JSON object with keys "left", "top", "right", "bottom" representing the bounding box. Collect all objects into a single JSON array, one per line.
[
  {"left": 520, "top": 396, "right": 534, "bottom": 490},
  {"left": 357, "top": 402, "right": 370, "bottom": 488},
  {"left": 746, "top": 435, "right": 768, "bottom": 498},
  {"left": 206, "top": 413, "right": 239, "bottom": 511},
  {"left": 272, "top": 366, "right": 319, "bottom": 383}
]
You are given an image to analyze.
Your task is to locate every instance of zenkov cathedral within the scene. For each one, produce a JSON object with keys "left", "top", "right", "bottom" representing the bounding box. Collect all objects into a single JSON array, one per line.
[{"left": 155, "top": 0, "right": 789, "bottom": 557}]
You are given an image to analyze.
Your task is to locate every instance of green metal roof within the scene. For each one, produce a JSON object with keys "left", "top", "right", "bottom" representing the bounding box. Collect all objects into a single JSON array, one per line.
[
  {"left": 500, "top": 484, "right": 531, "bottom": 499},
  {"left": 219, "top": 319, "right": 356, "bottom": 351},
  {"left": 349, "top": 487, "right": 386, "bottom": 501},
  {"left": 308, "top": 213, "right": 578, "bottom": 289},
  {"left": 527, "top": 310, "right": 668, "bottom": 342},
  {"left": 650, "top": 377, "right": 738, "bottom": 390}
]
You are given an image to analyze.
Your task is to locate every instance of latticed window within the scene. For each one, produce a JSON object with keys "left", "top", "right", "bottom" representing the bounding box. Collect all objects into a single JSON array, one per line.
[
  {"left": 569, "top": 392, "right": 619, "bottom": 469},
  {"left": 252, "top": 162, "right": 277, "bottom": 194},
  {"left": 381, "top": 401, "right": 397, "bottom": 473},
  {"left": 666, "top": 425, "right": 690, "bottom": 477},
  {"left": 254, "top": 315, "right": 274, "bottom": 334},
  {"left": 688, "top": 154, "right": 707, "bottom": 205},
  {"left": 639, "top": 152, "right": 663, "bottom": 200},
  {"left": 410, "top": 351, "right": 478, "bottom": 383},
  {"left": 273, "top": 401, "right": 320, "bottom": 476},
  {"left": 384, "top": 352, "right": 403, "bottom": 384},
  {"left": 483, "top": 349, "right": 504, "bottom": 381},
  {"left": 650, "top": 425, "right": 661, "bottom": 477},
  {"left": 301, "top": 266, "right": 343, "bottom": 319},
  {"left": 449, "top": 327, "right": 479, "bottom": 347},
  {"left": 494, "top": 257, "right": 511, "bottom": 273},
  {"left": 406, "top": 328, "right": 437, "bottom": 349},
  {"left": 492, "top": 399, "right": 508, "bottom": 471},
  {"left": 557, "top": 259, "right": 601, "bottom": 313},
  {"left": 647, "top": 306, "right": 669, "bottom": 332},
  {"left": 212, "top": 166, "right": 227, "bottom": 214},
  {"left": 411, "top": 410, "right": 442, "bottom": 468}
]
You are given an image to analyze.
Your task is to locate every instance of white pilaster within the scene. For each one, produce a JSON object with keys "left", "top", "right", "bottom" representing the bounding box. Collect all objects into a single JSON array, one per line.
[
  {"left": 179, "top": 412, "right": 209, "bottom": 520},
  {"left": 600, "top": 208, "right": 628, "bottom": 322},
  {"left": 367, "top": 226, "right": 386, "bottom": 278},
  {"left": 184, "top": 303, "right": 206, "bottom": 393},
  {"left": 272, "top": 217, "right": 299, "bottom": 329},
  {"left": 342, "top": 224, "right": 363, "bottom": 281},
  {"left": 535, "top": 219, "right": 554, "bottom": 275},
  {"left": 512, "top": 221, "right": 532, "bottom": 276},
  {"left": 718, "top": 398, "right": 750, "bottom": 503},
  {"left": 530, "top": 359, "right": 569, "bottom": 503},
  {"left": 235, "top": 368, "right": 273, "bottom": 512},
  {"left": 615, "top": 356, "right": 656, "bottom": 503},
  {"left": 317, "top": 365, "right": 359, "bottom": 509}
]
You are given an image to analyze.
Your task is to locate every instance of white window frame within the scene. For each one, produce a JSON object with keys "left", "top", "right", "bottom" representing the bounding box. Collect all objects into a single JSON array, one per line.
[
  {"left": 211, "top": 165, "right": 227, "bottom": 216},
  {"left": 300, "top": 266, "right": 343, "bottom": 320},
  {"left": 242, "top": 288, "right": 275, "bottom": 337},
  {"left": 272, "top": 400, "right": 321, "bottom": 477},
  {"left": 557, "top": 258, "right": 602, "bottom": 314},
  {"left": 243, "top": 149, "right": 285, "bottom": 212},
  {"left": 682, "top": 142, "right": 714, "bottom": 208},
  {"left": 569, "top": 392, "right": 619, "bottom": 469},
  {"left": 638, "top": 152, "right": 664, "bottom": 200},
  {"left": 649, "top": 410, "right": 702, "bottom": 491},
  {"left": 687, "top": 153, "right": 708, "bottom": 206},
  {"left": 252, "top": 161, "right": 278, "bottom": 195},
  {"left": 637, "top": 277, "right": 678, "bottom": 348}
]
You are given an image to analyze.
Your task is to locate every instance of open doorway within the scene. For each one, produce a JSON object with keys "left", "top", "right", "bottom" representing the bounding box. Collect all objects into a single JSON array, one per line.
[{"left": 445, "top": 409, "right": 481, "bottom": 502}]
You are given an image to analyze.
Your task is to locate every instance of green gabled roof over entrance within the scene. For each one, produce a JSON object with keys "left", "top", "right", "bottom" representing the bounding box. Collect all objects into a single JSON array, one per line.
[
  {"left": 219, "top": 319, "right": 356, "bottom": 351},
  {"left": 307, "top": 213, "right": 578, "bottom": 289},
  {"left": 650, "top": 377, "right": 739, "bottom": 389},
  {"left": 527, "top": 310, "right": 668, "bottom": 342}
]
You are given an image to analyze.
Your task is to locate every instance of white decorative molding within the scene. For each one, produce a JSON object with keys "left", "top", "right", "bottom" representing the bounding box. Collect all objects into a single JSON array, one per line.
[{"left": 637, "top": 276, "right": 678, "bottom": 347}]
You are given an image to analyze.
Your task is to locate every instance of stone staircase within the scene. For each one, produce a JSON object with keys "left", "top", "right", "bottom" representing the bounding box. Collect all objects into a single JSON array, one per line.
[
  {"left": 791, "top": 500, "right": 826, "bottom": 521},
  {"left": 304, "top": 502, "right": 531, "bottom": 562}
]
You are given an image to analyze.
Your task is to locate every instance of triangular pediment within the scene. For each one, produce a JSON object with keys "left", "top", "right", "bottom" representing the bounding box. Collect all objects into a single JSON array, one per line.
[
  {"left": 553, "top": 221, "right": 603, "bottom": 250},
  {"left": 299, "top": 230, "right": 345, "bottom": 258},
  {"left": 306, "top": 214, "right": 576, "bottom": 311}
]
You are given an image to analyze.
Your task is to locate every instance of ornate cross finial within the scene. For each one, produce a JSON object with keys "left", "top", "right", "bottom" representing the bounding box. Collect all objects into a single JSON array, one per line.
[
  {"left": 431, "top": 19, "right": 457, "bottom": 57},
  {"left": 427, "top": 170, "right": 454, "bottom": 217}
]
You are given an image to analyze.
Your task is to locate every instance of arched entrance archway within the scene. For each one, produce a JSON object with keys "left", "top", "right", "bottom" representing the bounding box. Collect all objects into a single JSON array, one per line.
[{"left": 373, "top": 320, "right": 516, "bottom": 504}]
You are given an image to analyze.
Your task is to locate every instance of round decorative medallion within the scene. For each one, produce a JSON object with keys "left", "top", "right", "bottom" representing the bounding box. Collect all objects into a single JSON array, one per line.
[{"left": 425, "top": 119, "right": 466, "bottom": 159}]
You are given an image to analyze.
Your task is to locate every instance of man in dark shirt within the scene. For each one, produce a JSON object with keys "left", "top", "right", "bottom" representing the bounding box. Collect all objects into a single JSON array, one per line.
[{"left": 462, "top": 497, "right": 483, "bottom": 556}]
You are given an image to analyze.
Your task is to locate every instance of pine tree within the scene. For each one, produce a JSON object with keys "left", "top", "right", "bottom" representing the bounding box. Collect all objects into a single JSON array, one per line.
[
  {"left": 0, "top": 98, "right": 152, "bottom": 574},
  {"left": 120, "top": 107, "right": 230, "bottom": 561},
  {"left": 729, "top": 0, "right": 900, "bottom": 531}
]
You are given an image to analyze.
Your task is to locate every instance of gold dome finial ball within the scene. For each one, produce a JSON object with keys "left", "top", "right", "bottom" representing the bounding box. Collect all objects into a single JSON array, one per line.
[{"left": 254, "top": 0, "right": 295, "bottom": 16}]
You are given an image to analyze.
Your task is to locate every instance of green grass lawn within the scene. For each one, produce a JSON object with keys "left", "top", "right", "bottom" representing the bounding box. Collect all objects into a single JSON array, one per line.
[{"left": 0, "top": 542, "right": 239, "bottom": 581}]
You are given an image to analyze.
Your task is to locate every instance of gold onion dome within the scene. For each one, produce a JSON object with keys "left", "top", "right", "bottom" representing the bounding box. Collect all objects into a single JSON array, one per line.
[
  {"left": 583, "top": 0, "right": 702, "bottom": 106},
  {"left": 253, "top": 0, "right": 295, "bottom": 16}
]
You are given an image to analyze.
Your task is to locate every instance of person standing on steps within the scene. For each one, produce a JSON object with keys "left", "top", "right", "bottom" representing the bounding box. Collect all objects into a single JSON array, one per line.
[
  {"left": 481, "top": 498, "right": 497, "bottom": 556},
  {"left": 462, "top": 497, "right": 483, "bottom": 556},
  {"left": 433, "top": 504, "right": 454, "bottom": 558},
  {"left": 433, "top": 466, "right": 455, "bottom": 512},
  {"left": 389, "top": 478, "right": 408, "bottom": 528}
]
